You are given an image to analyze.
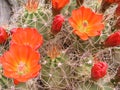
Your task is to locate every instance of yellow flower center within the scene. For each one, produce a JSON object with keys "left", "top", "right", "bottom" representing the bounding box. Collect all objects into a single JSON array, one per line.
[
  {"left": 17, "top": 61, "right": 29, "bottom": 75},
  {"left": 79, "top": 20, "right": 88, "bottom": 33},
  {"left": 83, "top": 20, "right": 88, "bottom": 27}
]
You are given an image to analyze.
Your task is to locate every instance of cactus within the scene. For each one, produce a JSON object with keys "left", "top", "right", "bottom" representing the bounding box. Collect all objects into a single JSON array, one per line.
[
  {"left": 11, "top": 0, "right": 52, "bottom": 40},
  {"left": 40, "top": 42, "right": 71, "bottom": 89},
  {"left": 2, "top": 0, "right": 120, "bottom": 89}
]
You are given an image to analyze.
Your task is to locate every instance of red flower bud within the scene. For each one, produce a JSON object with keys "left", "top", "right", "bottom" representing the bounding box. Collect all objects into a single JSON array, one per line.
[
  {"left": 0, "top": 27, "right": 8, "bottom": 44},
  {"left": 91, "top": 62, "right": 108, "bottom": 80},
  {"left": 104, "top": 30, "right": 120, "bottom": 47},
  {"left": 51, "top": 14, "right": 65, "bottom": 35}
]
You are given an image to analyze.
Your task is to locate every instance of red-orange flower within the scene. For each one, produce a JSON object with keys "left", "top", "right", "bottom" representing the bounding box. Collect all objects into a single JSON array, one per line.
[
  {"left": 69, "top": 6, "right": 104, "bottom": 40},
  {"left": 0, "top": 27, "right": 8, "bottom": 44},
  {"left": 11, "top": 28, "right": 43, "bottom": 50},
  {"left": 91, "top": 62, "right": 108, "bottom": 80},
  {"left": 25, "top": 0, "right": 39, "bottom": 13},
  {"left": 1, "top": 44, "right": 41, "bottom": 82},
  {"left": 104, "top": 30, "right": 120, "bottom": 47},
  {"left": 52, "top": 0, "right": 70, "bottom": 11}
]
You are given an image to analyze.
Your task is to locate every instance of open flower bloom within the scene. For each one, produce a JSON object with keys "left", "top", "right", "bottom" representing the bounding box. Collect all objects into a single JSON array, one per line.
[
  {"left": 25, "top": 0, "right": 39, "bottom": 13},
  {"left": 91, "top": 62, "right": 108, "bottom": 80},
  {"left": 11, "top": 27, "right": 43, "bottom": 50},
  {"left": 104, "top": 30, "right": 120, "bottom": 47},
  {"left": 1, "top": 44, "right": 41, "bottom": 83},
  {"left": 69, "top": 6, "right": 104, "bottom": 40},
  {"left": 0, "top": 27, "right": 8, "bottom": 44}
]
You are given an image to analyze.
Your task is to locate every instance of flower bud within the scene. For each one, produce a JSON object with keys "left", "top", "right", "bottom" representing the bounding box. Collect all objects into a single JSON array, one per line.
[
  {"left": 104, "top": 30, "right": 120, "bottom": 47},
  {"left": 91, "top": 62, "right": 108, "bottom": 80},
  {"left": 51, "top": 14, "right": 65, "bottom": 35},
  {"left": 0, "top": 27, "right": 8, "bottom": 44}
]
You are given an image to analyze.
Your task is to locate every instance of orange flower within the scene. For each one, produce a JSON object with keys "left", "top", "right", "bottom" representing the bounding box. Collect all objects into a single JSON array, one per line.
[
  {"left": 11, "top": 28, "right": 43, "bottom": 50},
  {"left": 52, "top": 0, "right": 70, "bottom": 11},
  {"left": 0, "top": 27, "right": 8, "bottom": 44},
  {"left": 1, "top": 44, "right": 41, "bottom": 82},
  {"left": 69, "top": 6, "right": 104, "bottom": 40},
  {"left": 25, "top": 0, "right": 39, "bottom": 13}
]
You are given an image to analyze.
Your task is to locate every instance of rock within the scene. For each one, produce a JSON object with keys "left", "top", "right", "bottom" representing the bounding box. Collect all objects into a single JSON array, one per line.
[{"left": 0, "top": 0, "right": 11, "bottom": 25}]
